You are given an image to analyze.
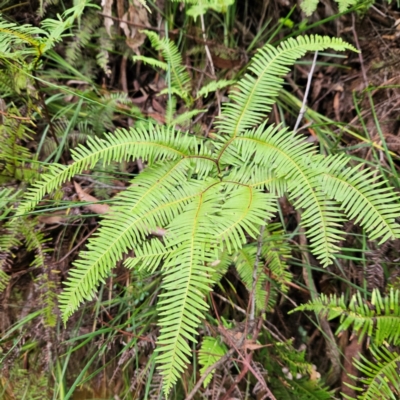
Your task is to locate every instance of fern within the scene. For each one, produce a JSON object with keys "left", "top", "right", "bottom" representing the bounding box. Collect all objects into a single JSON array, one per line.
[
  {"left": 300, "top": 0, "right": 375, "bottom": 16},
  {"left": 0, "top": 1, "right": 91, "bottom": 65},
  {"left": 292, "top": 289, "right": 400, "bottom": 399},
  {"left": 13, "top": 34, "right": 400, "bottom": 394},
  {"left": 343, "top": 345, "right": 400, "bottom": 400},
  {"left": 198, "top": 336, "right": 227, "bottom": 387},
  {"left": 292, "top": 289, "right": 400, "bottom": 346},
  {"left": 141, "top": 30, "right": 192, "bottom": 103}
]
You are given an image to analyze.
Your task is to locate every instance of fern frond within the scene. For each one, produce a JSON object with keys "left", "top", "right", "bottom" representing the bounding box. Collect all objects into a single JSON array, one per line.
[
  {"left": 227, "top": 167, "right": 287, "bottom": 196},
  {"left": 215, "top": 183, "right": 276, "bottom": 253},
  {"left": 124, "top": 239, "right": 171, "bottom": 273},
  {"left": 0, "top": 17, "right": 45, "bottom": 62},
  {"left": 142, "top": 30, "right": 192, "bottom": 102},
  {"left": 301, "top": 0, "right": 360, "bottom": 16},
  {"left": 132, "top": 54, "right": 168, "bottom": 70},
  {"left": 0, "top": 268, "right": 10, "bottom": 293},
  {"left": 198, "top": 336, "right": 227, "bottom": 387},
  {"left": 290, "top": 379, "right": 335, "bottom": 400},
  {"left": 320, "top": 157, "right": 400, "bottom": 243},
  {"left": 216, "top": 35, "right": 357, "bottom": 137},
  {"left": 262, "top": 224, "right": 292, "bottom": 293},
  {"left": 59, "top": 160, "right": 209, "bottom": 322},
  {"left": 185, "top": 0, "right": 235, "bottom": 19},
  {"left": 292, "top": 289, "right": 400, "bottom": 346},
  {"left": 220, "top": 123, "right": 345, "bottom": 265},
  {"left": 156, "top": 190, "right": 221, "bottom": 393},
  {"left": 344, "top": 345, "right": 400, "bottom": 400},
  {"left": 196, "top": 79, "right": 236, "bottom": 99},
  {"left": 15, "top": 125, "right": 206, "bottom": 217}
]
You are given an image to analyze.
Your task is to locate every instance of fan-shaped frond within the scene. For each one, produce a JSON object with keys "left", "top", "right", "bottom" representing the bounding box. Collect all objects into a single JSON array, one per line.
[{"left": 216, "top": 35, "right": 357, "bottom": 138}]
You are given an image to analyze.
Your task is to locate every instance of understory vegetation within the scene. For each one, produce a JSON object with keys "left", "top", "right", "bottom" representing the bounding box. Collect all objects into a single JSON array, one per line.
[{"left": 1, "top": 0, "right": 400, "bottom": 399}]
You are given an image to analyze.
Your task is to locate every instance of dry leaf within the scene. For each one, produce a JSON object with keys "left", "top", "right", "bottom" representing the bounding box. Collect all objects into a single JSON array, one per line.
[
  {"left": 102, "top": 0, "right": 114, "bottom": 37},
  {"left": 120, "top": 0, "right": 149, "bottom": 53},
  {"left": 74, "top": 181, "right": 111, "bottom": 215}
]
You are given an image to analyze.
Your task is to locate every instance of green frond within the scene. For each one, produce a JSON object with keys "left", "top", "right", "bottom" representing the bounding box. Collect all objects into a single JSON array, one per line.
[
  {"left": 169, "top": 109, "right": 206, "bottom": 129},
  {"left": 0, "top": 188, "right": 21, "bottom": 220},
  {"left": 215, "top": 183, "right": 276, "bottom": 253},
  {"left": 15, "top": 125, "right": 205, "bottom": 217},
  {"left": 301, "top": 0, "right": 360, "bottom": 16},
  {"left": 226, "top": 167, "right": 287, "bottom": 196},
  {"left": 320, "top": 157, "right": 400, "bottom": 243},
  {"left": 198, "top": 336, "right": 227, "bottom": 387},
  {"left": 216, "top": 35, "right": 357, "bottom": 137},
  {"left": 290, "top": 379, "right": 335, "bottom": 400},
  {"left": 292, "top": 289, "right": 400, "bottom": 346},
  {"left": 157, "top": 190, "right": 221, "bottom": 393},
  {"left": 19, "top": 218, "right": 57, "bottom": 326},
  {"left": 65, "top": 10, "right": 101, "bottom": 65},
  {"left": 220, "top": 123, "right": 345, "bottom": 265},
  {"left": 300, "top": 0, "right": 320, "bottom": 15},
  {"left": 0, "top": 17, "right": 45, "bottom": 62},
  {"left": 262, "top": 224, "right": 292, "bottom": 293},
  {"left": 185, "top": 0, "right": 234, "bottom": 19},
  {"left": 59, "top": 160, "right": 209, "bottom": 322},
  {"left": 0, "top": 268, "right": 10, "bottom": 293},
  {"left": 196, "top": 79, "right": 236, "bottom": 99},
  {"left": 343, "top": 345, "right": 400, "bottom": 400},
  {"left": 40, "top": 0, "right": 93, "bottom": 52},
  {"left": 132, "top": 54, "right": 168, "bottom": 70},
  {"left": 124, "top": 239, "right": 171, "bottom": 273},
  {"left": 142, "top": 30, "right": 192, "bottom": 102}
]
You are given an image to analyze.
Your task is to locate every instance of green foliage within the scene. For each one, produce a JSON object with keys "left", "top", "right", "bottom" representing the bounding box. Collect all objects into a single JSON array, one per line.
[
  {"left": 266, "top": 338, "right": 334, "bottom": 399},
  {"left": 13, "top": 32, "right": 400, "bottom": 396},
  {"left": 300, "top": 0, "right": 376, "bottom": 16},
  {"left": 344, "top": 345, "right": 400, "bottom": 400},
  {"left": 0, "top": 268, "right": 10, "bottom": 293},
  {"left": 182, "top": 0, "right": 235, "bottom": 19},
  {"left": 0, "top": 1, "right": 94, "bottom": 66},
  {"left": 292, "top": 289, "right": 400, "bottom": 346},
  {"left": 198, "top": 336, "right": 227, "bottom": 387},
  {"left": 293, "top": 289, "right": 400, "bottom": 399},
  {"left": 141, "top": 30, "right": 192, "bottom": 103}
]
